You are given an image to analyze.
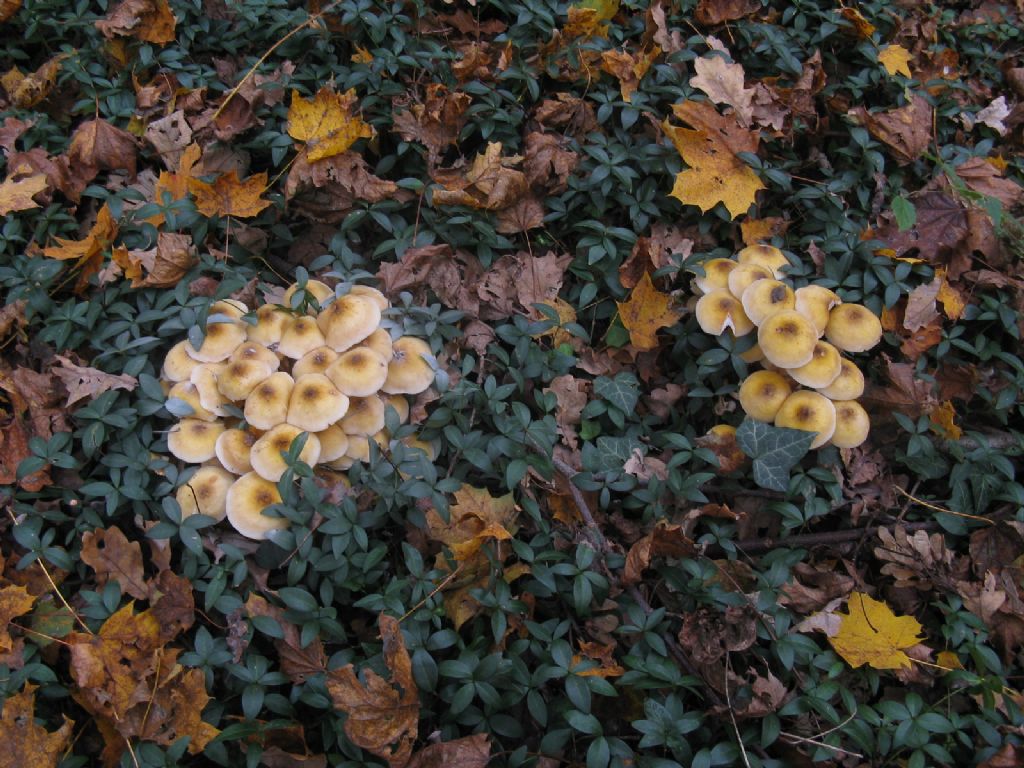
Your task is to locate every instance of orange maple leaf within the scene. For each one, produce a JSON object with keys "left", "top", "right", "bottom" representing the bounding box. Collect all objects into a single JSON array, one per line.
[
  {"left": 616, "top": 271, "right": 681, "bottom": 350},
  {"left": 42, "top": 203, "right": 119, "bottom": 294},
  {"left": 0, "top": 170, "right": 47, "bottom": 215},
  {"left": 188, "top": 171, "right": 272, "bottom": 218},
  {"left": 287, "top": 87, "right": 374, "bottom": 162},
  {"left": 828, "top": 592, "right": 925, "bottom": 669},
  {"left": 0, "top": 684, "right": 74, "bottom": 768}
]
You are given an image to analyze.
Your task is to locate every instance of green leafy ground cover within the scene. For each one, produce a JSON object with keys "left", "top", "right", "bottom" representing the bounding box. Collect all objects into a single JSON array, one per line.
[{"left": 1, "top": 0, "right": 1024, "bottom": 766}]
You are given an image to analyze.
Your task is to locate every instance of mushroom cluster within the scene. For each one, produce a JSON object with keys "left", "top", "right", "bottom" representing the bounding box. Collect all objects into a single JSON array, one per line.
[
  {"left": 693, "top": 244, "right": 881, "bottom": 450},
  {"left": 162, "top": 280, "right": 436, "bottom": 540}
]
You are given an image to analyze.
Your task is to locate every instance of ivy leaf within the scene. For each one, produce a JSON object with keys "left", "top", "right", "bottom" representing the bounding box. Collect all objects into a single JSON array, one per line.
[
  {"left": 593, "top": 373, "right": 639, "bottom": 414},
  {"left": 582, "top": 436, "right": 644, "bottom": 473},
  {"left": 735, "top": 418, "right": 815, "bottom": 491}
]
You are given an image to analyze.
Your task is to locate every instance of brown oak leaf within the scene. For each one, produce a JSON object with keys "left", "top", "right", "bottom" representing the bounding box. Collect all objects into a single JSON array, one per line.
[{"left": 51, "top": 355, "right": 137, "bottom": 408}]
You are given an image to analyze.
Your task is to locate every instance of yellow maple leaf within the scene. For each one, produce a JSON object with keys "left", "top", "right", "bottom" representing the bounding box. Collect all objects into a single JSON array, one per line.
[
  {"left": 878, "top": 44, "right": 912, "bottom": 77},
  {"left": 600, "top": 46, "right": 660, "bottom": 103},
  {"left": 829, "top": 592, "right": 925, "bottom": 669},
  {"left": 0, "top": 171, "right": 47, "bottom": 215},
  {"left": 188, "top": 171, "right": 272, "bottom": 218},
  {"left": 928, "top": 400, "right": 962, "bottom": 441},
  {"left": 616, "top": 272, "right": 681, "bottom": 350},
  {"left": 149, "top": 142, "right": 201, "bottom": 227},
  {"left": 287, "top": 87, "right": 374, "bottom": 162},
  {"left": 663, "top": 116, "right": 764, "bottom": 219},
  {"left": 42, "top": 204, "right": 119, "bottom": 294},
  {"left": 935, "top": 269, "right": 965, "bottom": 320},
  {"left": 427, "top": 485, "right": 519, "bottom": 564}
]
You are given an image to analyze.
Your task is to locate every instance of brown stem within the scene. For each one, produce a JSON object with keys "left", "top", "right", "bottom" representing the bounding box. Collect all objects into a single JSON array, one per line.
[{"left": 707, "top": 520, "right": 940, "bottom": 557}]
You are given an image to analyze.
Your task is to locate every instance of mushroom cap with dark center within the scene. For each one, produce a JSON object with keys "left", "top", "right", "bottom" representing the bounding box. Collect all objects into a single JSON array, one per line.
[
  {"left": 818, "top": 358, "right": 865, "bottom": 400},
  {"left": 737, "top": 244, "right": 789, "bottom": 278},
  {"left": 278, "top": 316, "right": 327, "bottom": 359},
  {"left": 825, "top": 303, "right": 883, "bottom": 353},
  {"left": 787, "top": 341, "right": 843, "bottom": 389},
  {"left": 316, "top": 294, "right": 381, "bottom": 352},
  {"left": 695, "top": 290, "right": 754, "bottom": 336},
  {"left": 738, "top": 370, "right": 792, "bottom": 422},
  {"left": 185, "top": 321, "right": 247, "bottom": 363},
  {"left": 286, "top": 373, "right": 349, "bottom": 432},
  {"left": 693, "top": 258, "right": 737, "bottom": 294},
  {"left": 176, "top": 466, "right": 233, "bottom": 521},
  {"left": 774, "top": 391, "right": 837, "bottom": 449},
  {"left": 831, "top": 400, "right": 871, "bottom": 448},
  {"left": 382, "top": 337, "right": 436, "bottom": 395},
  {"left": 741, "top": 279, "right": 796, "bottom": 325},
  {"left": 327, "top": 347, "right": 389, "bottom": 397},
  {"left": 243, "top": 371, "right": 294, "bottom": 430},
  {"left": 757, "top": 309, "right": 817, "bottom": 368},
  {"left": 225, "top": 472, "right": 289, "bottom": 540},
  {"left": 250, "top": 424, "right": 322, "bottom": 482},
  {"left": 167, "top": 419, "right": 226, "bottom": 463}
]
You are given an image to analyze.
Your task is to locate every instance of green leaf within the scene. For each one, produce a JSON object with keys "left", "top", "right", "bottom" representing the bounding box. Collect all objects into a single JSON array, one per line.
[
  {"left": 892, "top": 195, "right": 916, "bottom": 231},
  {"left": 735, "top": 418, "right": 815, "bottom": 492},
  {"left": 593, "top": 373, "right": 639, "bottom": 414},
  {"left": 581, "top": 436, "right": 644, "bottom": 473}
]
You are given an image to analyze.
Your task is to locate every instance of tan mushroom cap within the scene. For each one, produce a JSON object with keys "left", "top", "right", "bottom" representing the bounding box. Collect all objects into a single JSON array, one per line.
[
  {"left": 244, "top": 371, "right": 294, "bottom": 430},
  {"left": 250, "top": 424, "right": 322, "bottom": 482},
  {"left": 830, "top": 400, "right": 871, "bottom": 448},
  {"left": 176, "top": 466, "right": 234, "bottom": 521},
  {"left": 230, "top": 341, "right": 281, "bottom": 372},
  {"left": 758, "top": 310, "right": 818, "bottom": 369},
  {"left": 287, "top": 373, "right": 350, "bottom": 432},
  {"left": 741, "top": 279, "right": 796, "bottom": 325},
  {"left": 217, "top": 359, "right": 274, "bottom": 402},
  {"left": 316, "top": 294, "right": 382, "bottom": 352},
  {"left": 693, "top": 258, "right": 737, "bottom": 295},
  {"left": 738, "top": 342, "right": 766, "bottom": 364},
  {"left": 382, "top": 337, "right": 435, "bottom": 395},
  {"left": 209, "top": 299, "right": 249, "bottom": 321},
  {"left": 343, "top": 430, "right": 388, "bottom": 463},
  {"left": 167, "top": 381, "right": 218, "bottom": 422},
  {"left": 327, "top": 347, "right": 389, "bottom": 397},
  {"left": 362, "top": 328, "right": 395, "bottom": 362},
  {"left": 292, "top": 346, "right": 339, "bottom": 378},
  {"left": 283, "top": 279, "right": 334, "bottom": 308},
  {"left": 794, "top": 285, "right": 841, "bottom": 337},
  {"left": 402, "top": 436, "right": 437, "bottom": 461},
  {"left": 189, "top": 364, "right": 230, "bottom": 417},
  {"left": 787, "top": 341, "right": 843, "bottom": 389},
  {"left": 348, "top": 284, "right": 390, "bottom": 311},
  {"left": 315, "top": 424, "right": 350, "bottom": 463},
  {"left": 381, "top": 394, "right": 410, "bottom": 424},
  {"left": 225, "top": 472, "right": 288, "bottom": 540},
  {"left": 168, "top": 419, "right": 226, "bottom": 463},
  {"left": 162, "top": 340, "right": 202, "bottom": 383},
  {"left": 825, "top": 303, "right": 883, "bottom": 353},
  {"left": 774, "top": 391, "right": 837, "bottom": 449},
  {"left": 727, "top": 263, "right": 774, "bottom": 300},
  {"left": 215, "top": 428, "right": 259, "bottom": 475},
  {"left": 246, "top": 305, "right": 291, "bottom": 346},
  {"left": 738, "top": 370, "right": 793, "bottom": 422},
  {"left": 185, "top": 321, "right": 247, "bottom": 363},
  {"left": 278, "top": 316, "right": 327, "bottom": 359},
  {"left": 818, "top": 358, "right": 865, "bottom": 400},
  {"left": 737, "top": 244, "right": 789, "bottom": 278},
  {"left": 340, "top": 395, "right": 387, "bottom": 436},
  {"left": 695, "top": 290, "right": 755, "bottom": 336}
]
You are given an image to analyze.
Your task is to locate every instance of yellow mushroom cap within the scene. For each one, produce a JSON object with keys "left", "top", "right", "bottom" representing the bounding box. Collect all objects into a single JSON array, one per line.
[
  {"left": 162, "top": 340, "right": 202, "bottom": 383},
  {"left": 217, "top": 359, "right": 274, "bottom": 402},
  {"left": 692, "top": 258, "right": 737, "bottom": 295},
  {"left": 382, "top": 337, "right": 436, "bottom": 395},
  {"left": 230, "top": 341, "right": 281, "bottom": 372},
  {"left": 189, "top": 364, "right": 230, "bottom": 417},
  {"left": 738, "top": 342, "right": 766, "bottom": 364},
  {"left": 362, "top": 328, "right": 395, "bottom": 362},
  {"left": 250, "top": 424, "right": 322, "bottom": 482},
  {"left": 225, "top": 472, "right": 288, "bottom": 540},
  {"left": 401, "top": 436, "right": 438, "bottom": 462},
  {"left": 176, "top": 466, "right": 234, "bottom": 521},
  {"left": 694, "top": 290, "right": 755, "bottom": 336},
  {"left": 283, "top": 279, "right": 334, "bottom": 309},
  {"left": 287, "top": 373, "right": 350, "bottom": 432},
  {"left": 244, "top": 371, "right": 294, "bottom": 430},
  {"left": 343, "top": 430, "right": 388, "bottom": 463},
  {"left": 794, "top": 285, "right": 841, "bottom": 337},
  {"left": 738, "top": 370, "right": 793, "bottom": 422},
  {"left": 381, "top": 394, "right": 410, "bottom": 424},
  {"left": 246, "top": 305, "right": 291, "bottom": 346},
  {"left": 348, "top": 284, "right": 390, "bottom": 311},
  {"left": 215, "top": 428, "right": 259, "bottom": 475},
  {"left": 292, "top": 346, "right": 340, "bottom": 378},
  {"left": 818, "top": 358, "right": 865, "bottom": 400},
  {"left": 825, "top": 303, "right": 883, "bottom": 353},
  {"left": 278, "top": 316, "right": 327, "bottom": 359},
  {"left": 774, "top": 391, "right": 837, "bottom": 449},
  {"left": 168, "top": 419, "right": 226, "bottom": 463},
  {"left": 316, "top": 294, "right": 382, "bottom": 352},
  {"left": 315, "top": 424, "right": 350, "bottom": 463},
  {"left": 209, "top": 299, "right": 249, "bottom": 321},
  {"left": 727, "top": 263, "right": 774, "bottom": 300},
  {"left": 741, "top": 279, "right": 796, "bottom": 325},
  {"left": 327, "top": 347, "right": 389, "bottom": 397},
  {"left": 737, "top": 244, "right": 789, "bottom": 278},
  {"left": 787, "top": 341, "right": 843, "bottom": 389},
  {"left": 340, "top": 395, "right": 387, "bottom": 436},
  {"left": 185, "top": 321, "right": 247, "bottom": 363},
  {"left": 830, "top": 400, "right": 871, "bottom": 449},
  {"left": 166, "top": 381, "right": 218, "bottom": 422},
  {"left": 758, "top": 310, "right": 818, "bottom": 369}
]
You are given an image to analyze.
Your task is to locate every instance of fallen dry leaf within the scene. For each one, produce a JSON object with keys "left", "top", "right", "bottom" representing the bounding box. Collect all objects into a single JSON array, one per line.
[
  {"left": 327, "top": 614, "right": 418, "bottom": 768},
  {"left": 288, "top": 87, "right": 374, "bottom": 162},
  {"left": 189, "top": 170, "right": 272, "bottom": 218},
  {"left": 0, "top": 0, "right": 21, "bottom": 23},
  {"left": 406, "top": 734, "right": 491, "bottom": 768},
  {"left": 51, "top": 355, "right": 138, "bottom": 407},
  {"left": 432, "top": 142, "right": 528, "bottom": 211},
  {"left": 0, "top": 684, "right": 74, "bottom": 768},
  {"left": 600, "top": 46, "right": 659, "bottom": 103},
  {"left": 111, "top": 231, "right": 196, "bottom": 288},
  {"left": 694, "top": 0, "right": 759, "bottom": 25},
  {"left": 41, "top": 203, "right": 119, "bottom": 294},
  {"left": 878, "top": 44, "right": 912, "bottom": 77},
  {"left": 0, "top": 585, "right": 35, "bottom": 653},
  {"left": 690, "top": 54, "right": 756, "bottom": 125},
  {"left": 68, "top": 118, "right": 138, "bottom": 181},
  {"left": 829, "top": 592, "right": 925, "bottom": 669},
  {"left": 392, "top": 84, "right": 472, "bottom": 165},
  {"left": 0, "top": 171, "right": 46, "bottom": 215},
  {"left": 0, "top": 54, "right": 66, "bottom": 109},
  {"left": 616, "top": 271, "right": 681, "bottom": 350},
  {"left": 427, "top": 485, "right": 519, "bottom": 563},
  {"left": 623, "top": 520, "right": 696, "bottom": 584},
  {"left": 96, "top": 0, "right": 176, "bottom": 45},
  {"left": 848, "top": 95, "right": 932, "bottom": 165},
  {"left": 80, "top": 526, "right": 149, "bottom": 601}
]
